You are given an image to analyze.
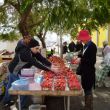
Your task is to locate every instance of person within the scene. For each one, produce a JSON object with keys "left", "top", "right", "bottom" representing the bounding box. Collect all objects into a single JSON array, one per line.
[
  {"left": 62, "top": 41, "right": 68, "bottom": 59},
  {"left": 65, "top": 40, "right": 75, "bottom": 63},
  {"left": 51, "top": 49, "right": 54, "bottom": 55},
  {"left": 96, "top": 41, "right": 110, "bottom": 87},
  {"left": 28, "top": 38, "right": 52, "bottom": 68},
  {"left": 47, "top": 48, "right": 54, "bottom": 58},
  {"left": 102, "top": 41, "right": 110, "bottom": 59},
  {"left": 62, "top": 41, "right": 68, "bottom": 54},
  {"left": 2, "top": 35, "right": 59, "bottom": 109},
  {"left": 75, "top": 40, "right": 83, "bottom": 52},
  {"left": 68, "top": 41, "right": 76, "bottom": 52},
  {"left": 76, "top": 30, "right": 97, "bottom": 110}
]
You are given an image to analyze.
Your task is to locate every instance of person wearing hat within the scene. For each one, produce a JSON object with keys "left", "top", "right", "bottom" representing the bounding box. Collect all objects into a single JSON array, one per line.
[
  {"left": 2, "top": 35, "right": 59, "bottom": 109},
  {"left": 102, "top": 41, "right": 110, "bottom": 57},
  {"left": 28, "top": 38, "right": 52, "bottom": 68},
  {"left": 96, "top": 41, "right": 110, "bottom": 87},
  {"left": 76, "top": 30, "right": 97, "bottom": 110}
]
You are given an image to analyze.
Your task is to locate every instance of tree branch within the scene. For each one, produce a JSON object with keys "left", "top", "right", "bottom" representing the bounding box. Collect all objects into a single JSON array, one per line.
[
  {"left": 17, "top": 0, "right": 20, "bottom": 6},
  {"left": 5, "top": 0, "right": 21, "bottom": 14},
  {"left": 8, "top": 1, "right": 19, "bottom": 10},
  {"left": 21, "top": 3, "right": 33, "bottom": 22},
  {"left": 28, "top": 19, "right": 44, "bottom": 29},
  {"left": 28, "top": 15, "right": 47, "bottom": 28},
  {"left": 43, "top": 30, "right": 47, "bottom": 39}
]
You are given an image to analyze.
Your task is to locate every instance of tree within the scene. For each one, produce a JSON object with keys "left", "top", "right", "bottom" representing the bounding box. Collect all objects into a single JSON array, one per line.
[
  {"left": 0, "top": 0, "right": 110, "bottom": 46},
  {"left": 46, "top": 0, "right": 110, "bottom": 35},
  {"left": 0, "top": 0, "right": 50, "bottom": 46}
]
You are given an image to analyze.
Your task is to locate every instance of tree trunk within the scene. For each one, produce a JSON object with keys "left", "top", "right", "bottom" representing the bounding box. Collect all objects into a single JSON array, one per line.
[
  {"left": 18, "top": 20, "right": 29, "bottom": 36},
  {"left": 37, "top": 32, "right": 46, "bottom": 48},
  {"left": 107, "top": 24, "right": 110, "bottom": 45},
  {"left": 40, "top": 38, "right": 46, "bottom": 48},
  {"left": 96, "top": 30, "right": 99, "bottom": 47},
  {"left": 59, "top": 34, "right": 63, "bottom": 58},
  {"left": 18, "top": 3, "right": 32, "bottom": 36}
]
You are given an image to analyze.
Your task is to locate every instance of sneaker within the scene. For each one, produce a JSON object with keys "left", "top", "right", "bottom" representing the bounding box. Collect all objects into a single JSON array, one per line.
[{"left": 10, "top": 104, "right": 17, "bottom": 110}]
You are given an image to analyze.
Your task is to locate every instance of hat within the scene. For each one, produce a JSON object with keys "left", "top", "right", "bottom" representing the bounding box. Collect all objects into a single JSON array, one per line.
[
  {"left": 29, "top": 38, "right": 40, "bottom": 48},
  {"left": 103, "top": 41, "right": 108, "bottom": 46},
  {"left": 77, "top": 30, "right": 91, "bottom": 41}
]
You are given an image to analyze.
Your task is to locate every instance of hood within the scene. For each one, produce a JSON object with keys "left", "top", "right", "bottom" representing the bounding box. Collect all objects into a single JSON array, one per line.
[{"left": 28, "top": 38, "right": 40, "bottom": 48}]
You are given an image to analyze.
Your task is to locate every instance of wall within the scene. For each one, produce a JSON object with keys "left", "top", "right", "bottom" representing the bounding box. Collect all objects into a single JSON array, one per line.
[
  {"left": 92, "top": 28, "right": 108, "bottom": 47},
  {"left": 0, "top": 40, "right": 18, "bottom": 52}
]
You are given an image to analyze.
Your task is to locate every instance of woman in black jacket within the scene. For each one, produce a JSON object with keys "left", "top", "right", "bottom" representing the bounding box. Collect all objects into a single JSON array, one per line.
[
  {"left": 77, "top": 30, "right": 97, "bottom": 110},
  {"left": 21, "top": 38, "right": 52, "bottom": 70},
  {"left": 3, "top": 35, "right": 58, "bottom": 109}
]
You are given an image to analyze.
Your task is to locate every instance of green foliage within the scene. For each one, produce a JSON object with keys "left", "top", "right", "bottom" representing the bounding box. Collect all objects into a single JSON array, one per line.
[
  {"left": 20, "top": 0, "right": 33, "bottom": 13},
  {"left": 0, "top": 32, "right": 19, "bottom": 41},
  {"left": 70, "top": 27, "right": 79, "bottom": 39},
  {"left": 0, "top": 6, "right": 8, "bottom": 24},
  {"left": 0, "top": 0, "right": 110, "bottom": 41},
  {"left": 93, "top": 5, "right": 110, "bottom": 26}
]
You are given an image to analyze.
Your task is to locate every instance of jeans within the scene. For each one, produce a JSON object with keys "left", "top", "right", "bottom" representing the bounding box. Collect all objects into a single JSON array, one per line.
[{"left": 3, "top": 73, "right": 28, "bottom": 108}]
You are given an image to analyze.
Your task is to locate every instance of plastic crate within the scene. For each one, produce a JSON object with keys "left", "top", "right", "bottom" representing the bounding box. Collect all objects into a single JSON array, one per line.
[
  {"left": 12, "top": 79, "right": 29, "bottom": 90},
  {"left": 32, "top": 96, "right": 43, "bottom": 104},
  {"left": 29, "top": 104, "right": 46, "bottom": 110}
]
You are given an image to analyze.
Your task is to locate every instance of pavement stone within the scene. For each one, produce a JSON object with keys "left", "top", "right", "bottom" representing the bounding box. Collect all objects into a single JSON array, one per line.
[{"left": 70, "top": 87, "right": 110, "bottom": 110}]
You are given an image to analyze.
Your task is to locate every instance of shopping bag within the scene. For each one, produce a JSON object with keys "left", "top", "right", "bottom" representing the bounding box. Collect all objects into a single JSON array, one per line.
[{"left": 76, "top": 64, "right": 82, "bottom": 75}]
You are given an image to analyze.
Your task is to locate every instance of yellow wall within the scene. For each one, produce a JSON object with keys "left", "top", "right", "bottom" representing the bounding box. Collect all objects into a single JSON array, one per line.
[
  {"left": 92, "top": 31, "right": 97, "bottom": 45},
  {"left": 92, "top": 28, "right": 107, "bottom": 47}
]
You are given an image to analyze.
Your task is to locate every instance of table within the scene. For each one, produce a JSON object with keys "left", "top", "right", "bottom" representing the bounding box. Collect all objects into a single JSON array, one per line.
[{"left": 9, "top": 81, "right": 83, "bottom": 110}]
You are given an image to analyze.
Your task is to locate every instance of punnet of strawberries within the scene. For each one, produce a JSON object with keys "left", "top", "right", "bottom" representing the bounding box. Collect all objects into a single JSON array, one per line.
[
  {"left": 54, "top": 78, "right": 66, "bottom": 91},
  {"left": 40, "top": 56, "right": 81, "bottom": 91},
  {"left": 41, "top": 78, "right": 53, "bottom": 90}
]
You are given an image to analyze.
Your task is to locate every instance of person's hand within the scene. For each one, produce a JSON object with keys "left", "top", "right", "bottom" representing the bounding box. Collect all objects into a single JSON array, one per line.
[
  {"left": 50, "top": 64, "right": 60, "bottom": 74},
  {"left": 35, "top": 68, "right": 42, "bottom": 73},
  {"left": 77, "top": 58, "right": 81, "bottom": 64}
]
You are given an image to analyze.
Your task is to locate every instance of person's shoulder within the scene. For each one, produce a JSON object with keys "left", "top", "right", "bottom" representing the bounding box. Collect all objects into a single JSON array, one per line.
[
  {"left": 104, "top": 45, "right": 110, "bottom": 51},
  {"left": 89, "top": 42, "right": 97, "bottom": 50},
  {"left": 106, "top": 45, "right": 110, "bottom": 49},
  {"left": 17, "top": 39, "right": 23, "bottom": 45},
  {"left": 91, "top": 41, "right": 96, "bottom": 47}
]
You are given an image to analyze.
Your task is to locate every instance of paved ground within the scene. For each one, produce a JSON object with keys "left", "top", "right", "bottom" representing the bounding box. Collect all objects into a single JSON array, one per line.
[{"left": 71, "top": 87, "right": 110, "bottom": 110}]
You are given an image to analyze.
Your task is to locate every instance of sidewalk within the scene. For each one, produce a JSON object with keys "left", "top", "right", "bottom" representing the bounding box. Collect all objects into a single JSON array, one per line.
[{"left": 70, "top": 87, "right": 110, "bottom": 110}]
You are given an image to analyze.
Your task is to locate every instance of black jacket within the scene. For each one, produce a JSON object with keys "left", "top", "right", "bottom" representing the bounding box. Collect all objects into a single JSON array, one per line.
[
  {"left": 68, "top": 42, "right": 75, "bottom": 52},
  {"left": 75, "top": 42, "right": 83, "bottom": 52},
  {"left": 63, "top": 46, "right": 68, "bottom": 54},
  {"left": 8, "top": 40, "right": 51, "bottom": 75},
  {"left": 24, "top": 38, "right": 51, "bottom": 68},
  {"left": 78, "top": 41, "right": 97, "bottom": 90}
]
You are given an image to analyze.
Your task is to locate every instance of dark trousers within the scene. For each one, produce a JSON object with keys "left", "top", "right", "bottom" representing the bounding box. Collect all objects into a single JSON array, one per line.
[
  {"left": 3, "top": 73, "right": 29, "bottom": 109},
  {"left": 84, "top": 89, "right": 92, "bottom": 96}
]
